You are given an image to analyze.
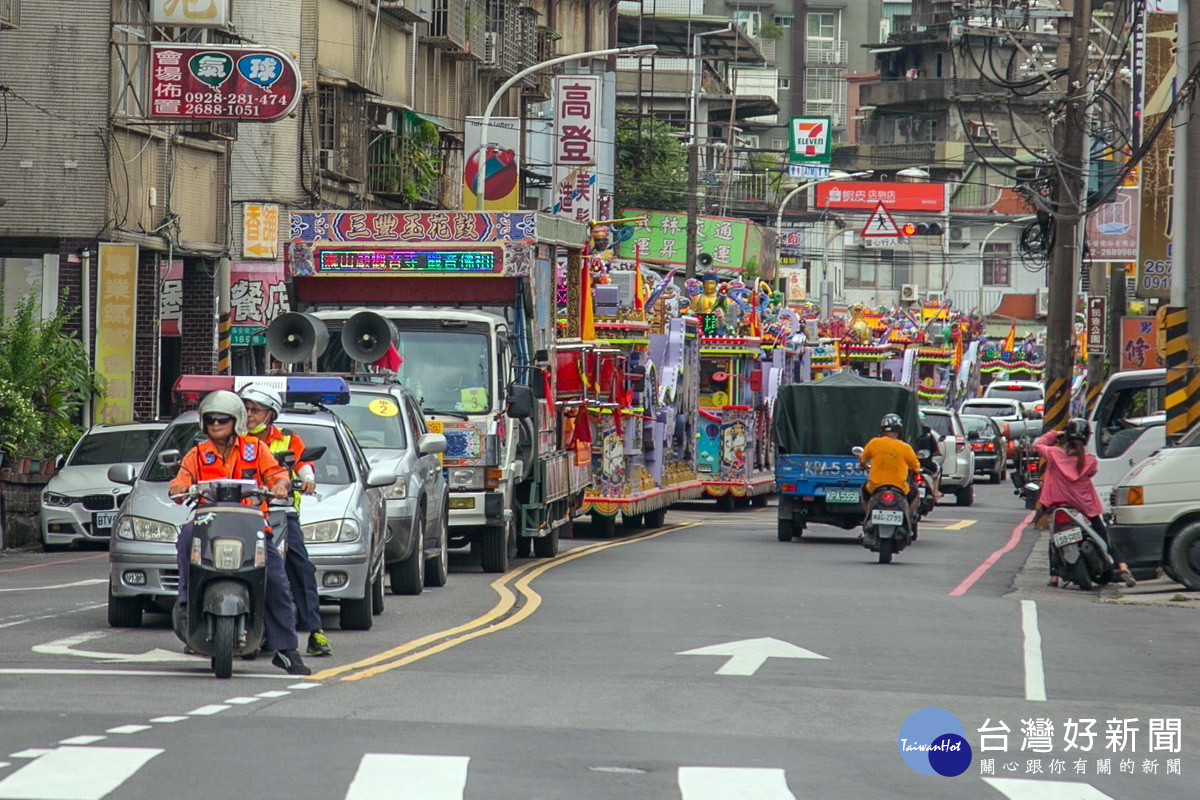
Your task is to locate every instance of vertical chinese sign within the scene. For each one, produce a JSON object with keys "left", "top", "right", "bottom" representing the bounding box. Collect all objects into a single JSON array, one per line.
[
  {"left": 1119, "top": 316, "right": 1165, "bottom": 370},
  {"left": 1086, "top": 296, "right": 1106, "bottom": 356},
  {"left": 243, "top": 203, "right": 279, "bottom": 260},
  {"left": 95, "top": 244, "right": 138, "bottom": 424},
  {"left": 151, "top": 0, "right": 230, "bottom": 27},
  {"left": 1136, "top": 11, "right": 1176, "bottom": 299},
  {"left": 160, "top": 259, "right": 183, "bottom": 336},
  {"left": 553, "top": 75, "right": 600, "bottom": 224},
  {"left": 229, "top": 263, "right": 288, "bottom": 346}
]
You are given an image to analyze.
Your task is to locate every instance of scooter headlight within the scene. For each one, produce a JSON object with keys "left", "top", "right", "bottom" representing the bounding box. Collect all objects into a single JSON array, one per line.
[{"left": 211, "top": 538, "right": 244, "bottom": 571}]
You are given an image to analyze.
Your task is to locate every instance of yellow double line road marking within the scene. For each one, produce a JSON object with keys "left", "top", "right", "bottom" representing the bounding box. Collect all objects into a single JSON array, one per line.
[{"left": 311, "top": 521, "right": 701, "bottom": 683}]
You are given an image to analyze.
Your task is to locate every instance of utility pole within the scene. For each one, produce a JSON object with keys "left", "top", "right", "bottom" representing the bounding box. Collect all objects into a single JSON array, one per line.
[
  {"left": 1043, "top": 0, "right": 1093, "bottom": 433},
  {"left": 1184, "top": 2, "right": 1200, "bottom": 434}
]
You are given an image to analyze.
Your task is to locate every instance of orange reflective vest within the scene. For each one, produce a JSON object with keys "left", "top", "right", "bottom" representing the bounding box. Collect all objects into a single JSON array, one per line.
[{"left": 168, "top": 435, "right": 289, "bottom": 502}]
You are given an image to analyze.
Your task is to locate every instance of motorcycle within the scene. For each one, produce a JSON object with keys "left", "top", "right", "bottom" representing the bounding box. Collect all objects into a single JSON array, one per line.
[
  {"left": 1047, "top": 504, "right": 1115, "bottom": 590},
  {"left": 914, "top": 448, "right": 939, "bottom": 522},
  {"left": 171, "top": 478, "right": 287, "bottom": 679},
  {"left": 1011, "top": 435, "right": 1041, "bottom": 509}
]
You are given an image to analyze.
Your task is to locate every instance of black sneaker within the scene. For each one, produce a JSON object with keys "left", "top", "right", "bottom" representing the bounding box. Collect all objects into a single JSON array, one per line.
[{"left": 272, "top": 649, "right": 312, "bottom": 676}]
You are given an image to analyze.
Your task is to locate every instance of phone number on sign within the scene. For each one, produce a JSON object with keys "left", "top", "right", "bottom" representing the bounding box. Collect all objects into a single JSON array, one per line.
[{"left": 1141, "top": 259, "right": 1170, "bottom": 291}]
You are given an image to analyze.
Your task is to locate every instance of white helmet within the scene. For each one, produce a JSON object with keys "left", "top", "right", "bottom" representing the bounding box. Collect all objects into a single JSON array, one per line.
[
  {"left": 198, "top": 390, "right": 248, "bottom": 436},
  {"left": 239, "top": 384, "right": 283, "bottom": 419}
]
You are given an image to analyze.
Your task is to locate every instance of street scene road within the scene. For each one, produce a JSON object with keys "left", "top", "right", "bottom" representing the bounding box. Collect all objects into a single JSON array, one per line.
[{"left": 1, "top": 483, "right": 1194, "bottom": 800}]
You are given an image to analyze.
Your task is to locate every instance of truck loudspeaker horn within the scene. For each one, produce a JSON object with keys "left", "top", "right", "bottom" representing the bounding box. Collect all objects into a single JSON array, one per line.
[
  {"left": 266, "top": 312, "right": 330, "bottom": 364},
  {"left": 342, "top": 310, "right": 398, "bottom": 364}
]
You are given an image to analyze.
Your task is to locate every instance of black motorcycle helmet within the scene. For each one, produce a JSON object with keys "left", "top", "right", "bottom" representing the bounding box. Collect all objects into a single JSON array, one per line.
[
  {"left": 1063, "top": 417, "right": 1090, "bottom": 443},
  {"left": 880, "top": 413, "right": 904, "bottom": 433}
]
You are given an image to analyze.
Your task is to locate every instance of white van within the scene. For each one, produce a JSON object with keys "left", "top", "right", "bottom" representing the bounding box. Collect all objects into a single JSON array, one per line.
[
  {"left": 1085, "top": 368, "right": 1165, "bottom": 509},
  {"left": 1108, "top": 420, "right": 1200, "bottom": 587}
]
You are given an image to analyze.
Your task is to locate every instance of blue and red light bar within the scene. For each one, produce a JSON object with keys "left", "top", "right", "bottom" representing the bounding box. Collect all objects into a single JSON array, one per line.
[{"left": 172, "top": 375, "right": 350, "bottom": 407}]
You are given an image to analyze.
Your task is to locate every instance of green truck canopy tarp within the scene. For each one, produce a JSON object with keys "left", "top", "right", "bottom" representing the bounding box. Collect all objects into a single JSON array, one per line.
[{"left": 773, "top": 371, "right": 921, "bottom": 455}]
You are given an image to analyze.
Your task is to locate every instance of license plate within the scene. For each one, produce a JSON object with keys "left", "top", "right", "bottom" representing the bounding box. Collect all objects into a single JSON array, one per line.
[
  {"left": 448, "top": 497, "right": 476, "bottom": 510},
  {"left": 871, "top": 509, "right": 905, "bottom": 526},
  {"left": 918, "top": 487, "right": 927, "bottom": 498},
  {"left": 93, "top": 511, "right": 118, "bottom": 531},
  {"left": 825, "top": 489, "right": 860, "bottom": 504},
  {"left": 1053, "top": 528, "right": 1083, "bottom": 547}
]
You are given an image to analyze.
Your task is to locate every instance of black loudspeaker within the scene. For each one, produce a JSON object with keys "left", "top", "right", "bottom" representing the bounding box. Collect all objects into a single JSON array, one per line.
[
  {"left": 696, "top": 252, "right": 714, "bottom": 269},
  {"left": 266, "top": 312, "right": 330, "bottom": 364},
  {"left": 341, "top": 310, "right": 398, "bottom": 364}
]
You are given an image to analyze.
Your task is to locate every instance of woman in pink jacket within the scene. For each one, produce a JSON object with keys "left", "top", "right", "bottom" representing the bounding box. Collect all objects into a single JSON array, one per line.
[{"left": 1035, "top": 419, "right": 1136, "bottom": 588}]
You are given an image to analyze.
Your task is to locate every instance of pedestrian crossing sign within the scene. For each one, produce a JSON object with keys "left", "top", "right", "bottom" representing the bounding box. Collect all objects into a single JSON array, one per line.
[{"left": 861, "top": 201, "right": 901, "bottom": 237}]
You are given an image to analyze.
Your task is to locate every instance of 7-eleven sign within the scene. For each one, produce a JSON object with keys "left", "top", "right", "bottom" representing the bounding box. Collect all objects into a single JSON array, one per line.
[{"left": 789, "top": 116, "right": 832, "bottom": 163}]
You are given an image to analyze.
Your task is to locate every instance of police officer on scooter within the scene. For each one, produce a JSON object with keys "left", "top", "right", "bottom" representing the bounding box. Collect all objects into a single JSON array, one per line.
[
  {"left": 168, "top": 390, "right": 312, "bottom": 676},
  {"left": 239, "top": 384, "right": 333, "bottom": 658}
]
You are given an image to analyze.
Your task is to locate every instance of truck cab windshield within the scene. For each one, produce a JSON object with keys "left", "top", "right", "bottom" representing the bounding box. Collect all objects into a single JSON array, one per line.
[{"left": 394, "top": 330, "right": 492, "bottom": 415}]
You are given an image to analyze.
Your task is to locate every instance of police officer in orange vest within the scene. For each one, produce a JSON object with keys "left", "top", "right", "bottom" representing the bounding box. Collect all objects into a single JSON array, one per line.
[
  {"left": 168, "top": 389, "right": 311, "bottom": 676},
  {"left": 240, "top": 384, "right": 332, "bottom": 657}
]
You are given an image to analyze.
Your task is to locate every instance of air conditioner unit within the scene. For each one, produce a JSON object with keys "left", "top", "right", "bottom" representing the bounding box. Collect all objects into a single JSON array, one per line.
[
  {"left": 483, "top": 32, "right": 499, "bottom": 66},
  {"left": 1036, "top": 287, "right": 1050, "bottom": 316},
  {"left": 900, "top": 284, "right": 919, "bottom": 302},
  {"left": 926, "top": 290, "right": 945, "bottom": 303},
  {"left": 949, "top": 226, "right": 971, "bottom": 246}
]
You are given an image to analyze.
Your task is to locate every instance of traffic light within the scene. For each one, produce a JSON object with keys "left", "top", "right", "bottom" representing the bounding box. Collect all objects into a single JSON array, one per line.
[{"left": 901, "top": 222, "right": 944, "bottom": 236}]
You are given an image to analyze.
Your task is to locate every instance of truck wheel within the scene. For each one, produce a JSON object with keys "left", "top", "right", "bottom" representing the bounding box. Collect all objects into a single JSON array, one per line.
[
  {"left": 533, "top": 525, "right": 560, "bottom": 558},
  {"left": 751, "top": 494, "right": 769, "bottom": 508},
  {"left": 107, "top": 583, "right": 143, "bottom": 628},
  {"left": 591, "top": 512, "right": 616, "bottom": 538},
  {"left": 389, "top": 515, "right": 425, "bottom": 596},
  {"left": 715, "top": 495, "right": 735, "bottom": 512},
  {"left": 211, "top": 616, "right": 235, "bottom": 679},
  {"left": 644, "top": 507, "right": 667, "bottom": 528},
  {"left": 515, "top": 535, "right": 533, "bottom": 557},
  {"left": 777, "top": 519, "right": 794, "bottom": 542},
  {"left": 479, "top": 520, "right": 512, "bottom": 573},
  {"left": 1166, "top": 523, "right": 1200, "bottom": 590},
  {"left": 622, "top": 513, "right": 644, "bottom": 528},
  {"left": 957, "top": 484, "right": 975, "bottom": 507}
]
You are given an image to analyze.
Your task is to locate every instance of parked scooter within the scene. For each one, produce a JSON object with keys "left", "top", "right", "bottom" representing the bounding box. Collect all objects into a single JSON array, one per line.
[
  {"left": 1047, "top": 504, "right": 1115, "bottom": 590},
  {"left": 171, "top": 477, "right": 286, "bottom": 679}
]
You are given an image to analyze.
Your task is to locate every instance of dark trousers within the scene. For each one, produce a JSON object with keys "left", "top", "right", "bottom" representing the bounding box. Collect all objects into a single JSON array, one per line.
[
  {"left": 176, "top": 520, "right": 299, "bottom": 653},
  {"left": 280, "top": 511, "right": 323, "bottom": 632}
]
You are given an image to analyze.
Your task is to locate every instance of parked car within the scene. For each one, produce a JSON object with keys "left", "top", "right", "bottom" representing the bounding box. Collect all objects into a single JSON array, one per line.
[
  {"left": 959, "top": 397, "right": 1026, "bottom": 425},
  {"left": 983, "top": 380, "right": 1045, "bottom": 418},
  {"left": 1108, "top": 419, "right": 1200, "bottom": 587},
  {"left": 1086, "top": 368, "right": 1166, "bottom": 511},
  {"left": 40, "top": 422, "right": 168, "bottom": 551},
  {"left": 327, "top": 382, "right": 450, "bottom": 596},
  {"left": 920, "top": 406, "right": 975, "bottom": 506},
  {"left": 106, "top": 405, "right": 394, "bottom": 630},
  {"left": 960, "top": 413, "right": 1007, "bottom": 484}
]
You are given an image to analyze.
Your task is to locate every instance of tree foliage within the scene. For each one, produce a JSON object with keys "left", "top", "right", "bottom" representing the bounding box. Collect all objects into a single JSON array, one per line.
[
  {"left": 0, "top": 296, "right": 103, "bottom": 459},
  {"left": 615, "top": 113, "right": 689, "bottom": 213}
]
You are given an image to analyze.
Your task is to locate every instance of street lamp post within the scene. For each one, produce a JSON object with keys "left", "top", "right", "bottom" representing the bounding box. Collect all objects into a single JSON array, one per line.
[
  {"left": 775, "top": 170, "right": 870, "bottom": 317},
  {"left": 474, "top": 43, "right": 658, "bottom": 211}
]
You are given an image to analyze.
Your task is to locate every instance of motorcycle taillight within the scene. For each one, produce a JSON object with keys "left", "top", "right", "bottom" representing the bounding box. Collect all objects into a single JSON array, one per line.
[
  {"left": 1053, "top": 508, "right": 1073, "bottom": 527},
  {"left": 880, "top": 491, "right": 898, "bottom": 504}
]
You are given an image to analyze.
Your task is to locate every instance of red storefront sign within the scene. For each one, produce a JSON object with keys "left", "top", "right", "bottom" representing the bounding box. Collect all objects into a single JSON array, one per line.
[
  {"left": 149, "top": 44, "right": 300, "bottom": 122},
  {"left": 815, "top": 181, "right": 946, "bottom": 212}
]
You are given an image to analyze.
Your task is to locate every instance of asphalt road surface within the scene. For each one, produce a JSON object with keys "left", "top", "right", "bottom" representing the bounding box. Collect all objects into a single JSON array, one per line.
[{"left": 0, "top": 481, "right": 1195, "bottom": 799}]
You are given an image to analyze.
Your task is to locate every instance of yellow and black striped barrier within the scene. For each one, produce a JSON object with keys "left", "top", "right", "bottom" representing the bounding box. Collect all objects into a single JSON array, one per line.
[
  {"left": 1085, "top": 381, "right": 1102, "bottom": 416},
  {"left": 217, "top": 309, "right": 232, "bottom": 375},
  {"left": 1043, "top": 376, "right": 1070, "bottom": 432},
  {"left": 1163, "top": 306, "right": 1189, "bottom": 443}
]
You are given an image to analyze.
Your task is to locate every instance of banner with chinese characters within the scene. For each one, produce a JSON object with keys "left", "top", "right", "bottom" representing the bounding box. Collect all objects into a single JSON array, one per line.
[
  {"left": 463, "top": 116, "right": 522, "bottom": 211},
  {"left": 243, "top": 203, "right": 279, "bottom": 259},
  {"left": 148, "top": 44, "right": 300, "bottom": 122},
  {"left": 229, "top": 263, "right": 288, "bottom": 346},
  {"left": 1119, "top": 316, "right": 1165, "bottom": 370},
  {"left": 615, "top": 209, "right": 767, "bottom": 273},
  {"left": 159, "top": 259, "right": 183, "bottom": 336},
  {"left": 151, "top": 0, "right": 230, "bottom": 27},
  {"left": 95, "top": 244, "right": 138, "bottom": 424},
  {"left": 1136, "top": 11, "right": 1175, "bottom": 298},
  {"left": 552, "top": 75, "right": 600, "bottom": 223}
]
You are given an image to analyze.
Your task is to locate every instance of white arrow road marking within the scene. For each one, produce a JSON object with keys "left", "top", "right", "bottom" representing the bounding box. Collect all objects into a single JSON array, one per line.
[
  {"left": 32, "top": 631, "right": 203, "bottom": 663},
  {"left": 0, "top": 746, "right": 162, "bottom": 800},
  {"left": 677, "top": 637, "right": 828, "bottom": 676},
  {"left": 678, "top": 767, "right": 796, "bottom": 799},
  {"left": 345, "top": 754, "right": 470, "bottom": 800},
  {"left": 983, "top": 777, "right": 1117, "bottom": 799},
  {"left": 0, "top": 579, "right": 107, "bottom": 593}
]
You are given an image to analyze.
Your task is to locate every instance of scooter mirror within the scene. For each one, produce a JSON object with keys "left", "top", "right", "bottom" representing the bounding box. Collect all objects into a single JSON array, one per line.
[
  {"left": 917, "top": 450, "right": 930, "bottom": 458},
  {"left": 1023, "top": 482, "right": 1040, "bottom": 492},
  {"left": 299, "top": 446, "right": 326, "bottom": 462},
  {"left": 851, "top": 446, "right": 864, "bottom": 457}
]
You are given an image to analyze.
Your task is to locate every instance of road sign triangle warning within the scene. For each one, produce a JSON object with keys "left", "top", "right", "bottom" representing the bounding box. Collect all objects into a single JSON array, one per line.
[{"left": 861, "top": 201, "right": 901, "bottom": 237}]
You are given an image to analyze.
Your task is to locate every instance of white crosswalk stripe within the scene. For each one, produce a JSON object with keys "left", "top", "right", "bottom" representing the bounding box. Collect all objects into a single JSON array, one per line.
[
  {"left": 983, "top": 777, "right": 1118, "bottom": 799},
  {"left": 678, "top": 766, "right": 797, "bottom": 800},
  {"left": 345, "top": 754, "right": 471, "bottom": 800},
  {"left": 0, "top": 746, "right": 162, "bottom": 800}
]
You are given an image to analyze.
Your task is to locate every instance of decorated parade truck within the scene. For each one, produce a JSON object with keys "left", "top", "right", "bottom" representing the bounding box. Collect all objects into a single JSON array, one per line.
[{"left": 283, "top": 210, "right": 589, "bottom": 572}]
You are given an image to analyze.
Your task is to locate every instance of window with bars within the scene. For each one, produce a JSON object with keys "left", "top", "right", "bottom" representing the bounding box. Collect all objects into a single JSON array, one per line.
[
  {"left": 983, "top": 243, "right": 1012, "bottom": 286},
  {"left": 318, "top": 84, "right": 368, "bottom": 182}
]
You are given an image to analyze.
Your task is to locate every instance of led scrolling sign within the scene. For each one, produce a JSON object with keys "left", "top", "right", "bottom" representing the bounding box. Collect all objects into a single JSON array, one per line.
[{"left": 315, "top": 248, "right": 502, "bottom": 276}]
